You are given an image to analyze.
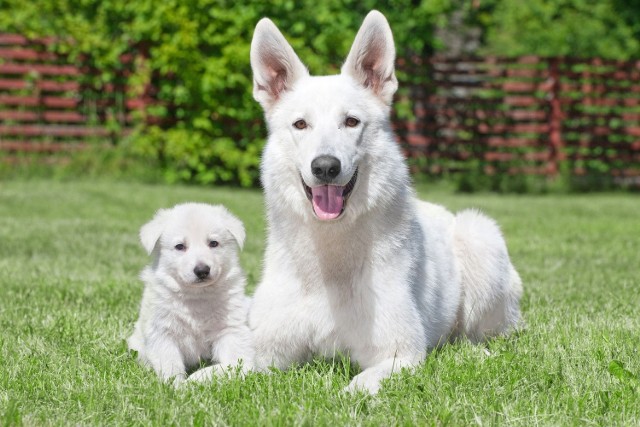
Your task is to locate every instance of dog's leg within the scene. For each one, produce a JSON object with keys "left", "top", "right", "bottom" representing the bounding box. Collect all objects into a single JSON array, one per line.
[
  {"left": 345, "top": 357, "right": 415, "bottom": 394},
  {"left": 251, "top": 327, "right": 311, "bottom": 372},
  {"left": 145, "top": 338, "right": 186, "bottom": 386},
  {"left": 187, "top": 328, "right": 255, "bottom": 383},
  {"left": 214, "top": 328, "right": 255, "bottom": 370},
  {"left": 249, "top": 282, "right": 315, "bottom": 371},
  {"left": 187, "top": 364, "right": 227, "bottom": 383},
  {"left": 127, "top": 325, "right": 144, "bottom": 354}
]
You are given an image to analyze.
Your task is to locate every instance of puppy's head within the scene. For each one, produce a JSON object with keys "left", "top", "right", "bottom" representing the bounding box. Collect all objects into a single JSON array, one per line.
[{"left": 139, "top": 203, "right": 245, "bottom": 288}]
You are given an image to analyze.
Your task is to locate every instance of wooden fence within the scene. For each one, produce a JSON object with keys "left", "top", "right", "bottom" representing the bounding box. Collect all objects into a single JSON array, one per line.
[
  {"left": 0, "top": 34, "right": 143, "bottom": 155},
  {"left": 396, "top": 56, "right": 640, "bottom": 181},
  {"left": 1, "top": 33, "right": 639, "bottom": 183}
]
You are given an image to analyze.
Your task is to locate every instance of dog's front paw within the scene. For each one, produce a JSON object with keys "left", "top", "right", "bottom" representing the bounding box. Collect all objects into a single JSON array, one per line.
[
  {"left": 170, "top": 373, "right": 187, "bottom": 388},
  {"left": 186, "top": 365, "right": 229, "bottom": 383},
  {"left": 344, "top": 370, "right": 383, "bottom": 394}
]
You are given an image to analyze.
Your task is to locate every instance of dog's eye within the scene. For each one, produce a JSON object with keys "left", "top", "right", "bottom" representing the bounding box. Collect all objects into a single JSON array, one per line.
[
  {"left": 293, "top": 119, "right": 307, "bottom": 130},
  {"left": 209, "top": 240, "right": 219, "bottom": 248},
  {"left": 345, "top": 117, "right": 360, "bottom": 127},
  {"left": 174, "top": 243, "right": 186, "bottom": 251}
]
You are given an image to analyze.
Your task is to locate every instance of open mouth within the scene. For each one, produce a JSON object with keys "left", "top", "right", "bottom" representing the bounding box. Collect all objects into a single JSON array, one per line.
[{"left": 302, "top": 168, "right": 358, "bottom": 221}]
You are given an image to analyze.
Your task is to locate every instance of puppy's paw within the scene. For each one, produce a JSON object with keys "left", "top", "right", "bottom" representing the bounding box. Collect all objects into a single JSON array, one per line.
[
  {"left": 170, "top": 373, "right": 187, "bottom": 388},
  {"left": 344, "top": 370, "right": 383, "bottom": 395},
  {"left": 186, "top": 364, "right": 227, "bottom": 383}
]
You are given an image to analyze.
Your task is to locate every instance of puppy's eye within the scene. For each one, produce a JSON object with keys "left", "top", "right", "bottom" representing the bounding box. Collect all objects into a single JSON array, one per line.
[
  {"left": 345, "top": 117, "right": 360, "bottom": 127},
  {"left": 209, "top": 240, "right": 219, "bottom": 248},
  {"left": 174, "top": 243, "right": 186, "bottom": 251},
  {"left": 293, "top": 119, "right": 307, "bottom": 130}
]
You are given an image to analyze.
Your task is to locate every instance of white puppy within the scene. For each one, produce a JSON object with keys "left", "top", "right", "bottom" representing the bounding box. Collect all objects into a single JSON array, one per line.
[
  {"left": 248, "top": 11, "right": 523, "bottom": 394},
  {"left": 128, "top": 203, "right": 254, "bottom": 385}
]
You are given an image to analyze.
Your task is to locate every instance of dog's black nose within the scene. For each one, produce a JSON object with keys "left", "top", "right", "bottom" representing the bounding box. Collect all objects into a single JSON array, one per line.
[
  {"left": 311, "top": 155, "right": 341, "bottom": 182},
  {"left": 194, "top": 264, "right": 210, "bottom": 280}
]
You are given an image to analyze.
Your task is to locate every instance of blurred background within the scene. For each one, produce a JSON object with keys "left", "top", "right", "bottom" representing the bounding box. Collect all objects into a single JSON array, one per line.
[{"left": 0, "top": 0, "right": 638, "bottom": 192}]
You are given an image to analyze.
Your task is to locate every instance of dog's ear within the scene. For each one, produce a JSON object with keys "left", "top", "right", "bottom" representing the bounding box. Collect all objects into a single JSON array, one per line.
[
  {"left": 250, "top": 17, "right": 309, "bottom": 111},
  {"left": 341, "top": 10, "right": 398, "bottom": 105},
  {"left": 139, "top": 209, "right": 170, "bottom": 255},
  {"left": 221, "top": 211, "right": 246, "bottom": 250}
]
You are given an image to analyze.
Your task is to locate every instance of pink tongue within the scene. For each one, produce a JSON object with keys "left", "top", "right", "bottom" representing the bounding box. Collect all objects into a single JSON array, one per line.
[{"left": 311, "top": 185, "right": 345, "bottom": 220}]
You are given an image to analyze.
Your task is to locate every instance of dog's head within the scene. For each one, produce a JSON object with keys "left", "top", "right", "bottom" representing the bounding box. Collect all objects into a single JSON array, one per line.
[
  {"left": 139, "top": 203, "right": 245, "bottom": 288},
  {"left": 251, "top": 11, "right": 405, "bottom": 223}
]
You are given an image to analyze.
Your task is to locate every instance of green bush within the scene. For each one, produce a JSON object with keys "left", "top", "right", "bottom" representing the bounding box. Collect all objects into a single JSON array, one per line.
[
  {"left": 471, "top": 0, "right": 640, "bottom": 59},
  {"left": 1, "top": 0, "right": 451, "bottom": 186}
]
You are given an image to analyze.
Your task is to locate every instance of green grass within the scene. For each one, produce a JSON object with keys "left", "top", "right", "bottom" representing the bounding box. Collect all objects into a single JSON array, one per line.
[{"left": 1, "top": 179, "right": 638, "bottom": 425}]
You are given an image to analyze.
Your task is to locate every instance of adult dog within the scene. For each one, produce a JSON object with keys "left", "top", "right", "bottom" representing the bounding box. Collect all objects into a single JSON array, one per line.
[{"left": 248, "top": 10, "right": 522, "bottom": 394}]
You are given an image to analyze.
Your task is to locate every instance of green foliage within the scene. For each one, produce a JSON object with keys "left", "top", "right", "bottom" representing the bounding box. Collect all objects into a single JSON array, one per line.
[
  {"left": 0, "top": 0, "right": 451, "bottom": 186},
  {"left": 474, "top": 0, "right": 640, "bottom": 59}
]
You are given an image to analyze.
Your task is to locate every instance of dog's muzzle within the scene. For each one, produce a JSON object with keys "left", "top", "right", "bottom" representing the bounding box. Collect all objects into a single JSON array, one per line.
[{"left": 301, "top": 168, "right": 358, "bottom": 221}]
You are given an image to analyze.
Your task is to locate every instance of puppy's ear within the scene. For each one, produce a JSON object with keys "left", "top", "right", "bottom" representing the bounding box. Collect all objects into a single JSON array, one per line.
[
  {"left": 341, "top": 10, "right": 398, "bottom": 105},
  {"left": 222, "top": 211, "right": 246, "bottom": 250},
  {"left": 250, "top": 17, "right": 309, "bottom": 111},
  {"left": 139, "top": 209, "right": 170, "bottom": 255}
]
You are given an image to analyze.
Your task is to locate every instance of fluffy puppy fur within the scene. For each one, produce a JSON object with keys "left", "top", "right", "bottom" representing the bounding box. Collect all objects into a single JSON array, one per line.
[{"left": 128, "top": 203, "right": 254, "bottom": 384}]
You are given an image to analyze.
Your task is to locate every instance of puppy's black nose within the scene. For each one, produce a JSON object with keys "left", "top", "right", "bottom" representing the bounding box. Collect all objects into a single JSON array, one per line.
[
  {"left": 311, "top": 155, "right": 341, "bottom": 182},
  {"left": 194, "top": 264, "right": 210, "bottom": 280}
]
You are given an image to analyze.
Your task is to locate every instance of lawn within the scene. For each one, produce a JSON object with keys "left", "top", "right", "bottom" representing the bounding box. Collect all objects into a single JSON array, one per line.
[{"left": 0, "top": 179, "right": 638, "bottom": 425}]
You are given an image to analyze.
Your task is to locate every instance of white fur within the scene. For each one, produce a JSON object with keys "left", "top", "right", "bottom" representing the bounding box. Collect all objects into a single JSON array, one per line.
[
  {"left": 128, "top": 203, "right": 254, "bottom": 385},
  {"left": 249, "top": 10, "right": 522, "bottom": 394}
]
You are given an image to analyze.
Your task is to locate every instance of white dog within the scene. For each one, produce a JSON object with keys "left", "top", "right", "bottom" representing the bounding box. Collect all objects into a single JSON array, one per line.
[
  {"left": 128, "top": 203, "right": 254, "bottom": 385},
  {"left": 248, "top": 11, "right": 523, "bottom": 393}
]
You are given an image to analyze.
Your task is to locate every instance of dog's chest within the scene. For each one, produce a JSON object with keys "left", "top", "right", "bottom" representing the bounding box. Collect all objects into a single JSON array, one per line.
[
  {"left": 309, "top": 277, "right": 379, "bottom": 355},
  {"left": 171, "top": 298, "right": 226, "bottom": 357},
  {"left": 289, "top": 227, "right": 376, "bottom": 288}
]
